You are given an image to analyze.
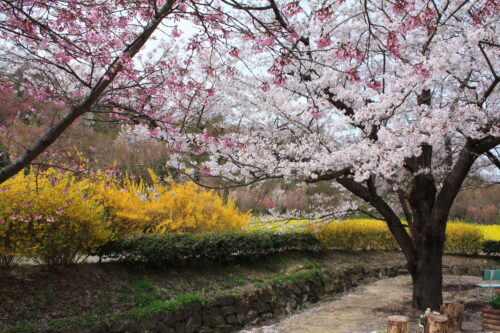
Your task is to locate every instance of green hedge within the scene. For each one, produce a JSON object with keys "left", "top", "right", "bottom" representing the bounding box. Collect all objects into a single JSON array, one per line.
[
  {"left": 482, "top": 240, "right": 500, "bottom": 256},
  {"left": 95, "top": 231, "right": 321, "bottom": 266},
  {"left": 95, "top": 231, "right": 498, "bottom": 268}
]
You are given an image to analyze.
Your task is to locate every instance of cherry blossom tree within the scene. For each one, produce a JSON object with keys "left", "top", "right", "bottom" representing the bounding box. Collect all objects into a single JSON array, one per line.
[
  {"left": 148, "top": 0, "right": 497, "bottom": 309},
  {"left": 1, "top": 0, "right": 499, "bottom": 310}
]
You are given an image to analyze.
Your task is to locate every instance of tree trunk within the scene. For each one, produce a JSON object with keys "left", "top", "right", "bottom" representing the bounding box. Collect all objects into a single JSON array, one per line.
[{"left": 409, "top": 231, "right": 445, "bottom": 310}]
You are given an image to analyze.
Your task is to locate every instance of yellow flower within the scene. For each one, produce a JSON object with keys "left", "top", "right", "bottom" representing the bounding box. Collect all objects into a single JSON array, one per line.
[
  {"left": 0, "top": 167, "right": 112, "bottom": 265},
  {"left": 100, "top": 169, "right": 249, "bottom": 234}
]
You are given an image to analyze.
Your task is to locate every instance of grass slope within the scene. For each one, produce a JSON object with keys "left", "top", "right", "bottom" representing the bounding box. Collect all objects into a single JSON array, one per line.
[{"left": 0, "top": 251, "right": 498, "bottom": 332}]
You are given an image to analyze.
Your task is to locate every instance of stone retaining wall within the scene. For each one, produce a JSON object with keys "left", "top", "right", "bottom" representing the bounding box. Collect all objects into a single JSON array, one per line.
[{"left": 84, "top": 264, "right": 485, "bottom": 333}]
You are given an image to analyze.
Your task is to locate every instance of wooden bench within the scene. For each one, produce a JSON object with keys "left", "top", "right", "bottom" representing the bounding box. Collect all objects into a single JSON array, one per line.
[{"left": 476, "top": 270, "right": 500, "bottom": 289}]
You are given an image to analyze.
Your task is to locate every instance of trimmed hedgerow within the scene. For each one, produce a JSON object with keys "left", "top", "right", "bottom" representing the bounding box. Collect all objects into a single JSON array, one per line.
[
  {"left": 95, "top": 231, "right": 321, "bottom": 266},
  {"left": 482, "top": 240, "right": 500, "bottom": 256}
]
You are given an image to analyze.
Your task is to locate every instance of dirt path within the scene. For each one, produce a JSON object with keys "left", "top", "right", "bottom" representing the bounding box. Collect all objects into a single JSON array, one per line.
[{"left": 241, "top": 275, "right": 488, "bottom": 333}]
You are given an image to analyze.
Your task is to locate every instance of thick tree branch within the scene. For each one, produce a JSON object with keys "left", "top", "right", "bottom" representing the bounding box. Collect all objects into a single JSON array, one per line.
[
  {"left": 398, "top": 190, "right": 413, "bottom": 226},
  {"left": 486, "top": 151, "right": 500, "bottom": 170},
  {"left": 304, "top": 168, "right": 350, "bottom": 183},
  {"left": 336, "top": 176, "right": 418, "bottom": 264},
  {"left": 431, "top": 135, "right": 500, "bottom": 226}
]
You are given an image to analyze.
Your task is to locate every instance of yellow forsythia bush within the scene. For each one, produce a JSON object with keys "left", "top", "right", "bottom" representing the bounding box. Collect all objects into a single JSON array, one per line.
[
  {"left": 313, "top": 219, "right": 399, "bottom": 250},
  {"left": 254, "top": 218, "right": 486, "bottom": 254},
  {"left": 444, "top": 221, "right": 484, "bottom": 254},
  {"left": 316, "top": 219, "right": 485, "bottom": 254},
  {"left": 101, "top": 170, "right": 249, "bottom": 234},
  {"left": 479, "top": 224, "right": 500, "bottom": 241},
  {"left": 0, "top": 168, "right": 112, "bottom": 265}
]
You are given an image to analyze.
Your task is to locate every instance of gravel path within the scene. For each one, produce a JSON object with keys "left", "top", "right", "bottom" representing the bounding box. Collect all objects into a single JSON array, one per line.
[{"left": 241, "top": 275, "right": 488, "bottom": 333}]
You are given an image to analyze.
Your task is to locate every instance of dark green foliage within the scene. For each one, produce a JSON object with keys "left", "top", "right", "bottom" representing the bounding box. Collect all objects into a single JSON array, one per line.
[
  {"left": 95, "top": 231, "right": 321, "bottom": 266},
  {"left": 490, "top": 293, "right": 500, "bottom": 310},
  {"left": 482, "top": 240, "right": 500, "bottom": 256}
]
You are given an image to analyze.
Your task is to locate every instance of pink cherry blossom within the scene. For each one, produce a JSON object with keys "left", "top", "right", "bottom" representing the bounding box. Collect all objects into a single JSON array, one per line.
[
  {"left": 314, "top": 7, "right": 333, "bottom": 21},
  {"left": 177, "top": 2, "right": 187, "bottom": 11},
  {"left": 256, "top": 35, "right": 275, "bottom": 47},
  {"left": 413, "top": 63, "right": 431, "bottom": 78},
  {"left": 307, "top": 106, "right": 325, "bottom": 119},
  {"left": 268, "top": 65, "right": 281, "bottom": 76},
  {"left": 206, "top": 88, "right": 216, "bottom": 97},
  {"left": 172, "top": 26, "right": 182, "bottom": 37},
  {"left": 386, "top": 31, "right": 401, "bottom": 57},
  {"left": 400, "top": 16, "right": 421, "bottom": 32},
  {"left": 286, "top": 32, "right": 301, "bottom": 43},
  {"left": 282, "top": 2, "right": 303, "bottom": 17},
  {"left": 225, "top": 67, "right": 237, "bottom": 77},
  {"left": 193, "top": 147, "right": 206, "bottom": 155},
  {"left": 229, "top": 47, "right": 240, "bottom": 57},
  {"left": 272, "top": 74, "right": 287, "bottom": 85},
  {"left": 200, "top": 166, "right": 211, "bottom": 176},
  {"left": 316, "top": 35, "right": 332, "bottom": 49},
  {"left": 335, "top": 43, "right": 354, "bottom": 60},
  {"left": 353, "top": 49, "right": 365, "bottom": 62},
  {"left": 223, "top": 138, "right": 235, "bottom": 148},
  {"left": 199, "top": 131, "right": 215, "bottom": 143},
  {"left": 116, "top": 17, "right": 128, "bottom": 29},
  {"left": 392, "top": 0, "right": 413, "bottom": 14},
  {"left": 366, "top": 79, "right": 382, "bottom": 91},
  {"left": 346, "top": 68, "right": 361, "bottom": 82}
]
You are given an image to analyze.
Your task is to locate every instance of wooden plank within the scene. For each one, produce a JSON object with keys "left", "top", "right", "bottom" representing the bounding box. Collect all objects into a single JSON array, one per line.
[
  {"left": 484, "top": 313, "right": 500, "bottom": 321},
  {"left": 483, "top": 323, "right": 500, "bottom": 333},
  {"left": 484, "top": 317, "right": 500, "bottom": 326},
  {"left": 482, "top": 308, "right": 500, "bottom": 315}
]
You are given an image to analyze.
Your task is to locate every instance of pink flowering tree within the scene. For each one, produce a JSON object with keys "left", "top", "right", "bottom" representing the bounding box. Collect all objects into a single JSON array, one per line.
[
  {"left": 0, "top": 0, "right": 255, "bottom": 182},
  {"left": 1, "top": 0, "right": 499, "bottom": 310}
]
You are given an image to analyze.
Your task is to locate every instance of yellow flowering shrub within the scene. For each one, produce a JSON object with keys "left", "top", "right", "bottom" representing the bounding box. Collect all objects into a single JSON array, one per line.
[
  {"left": 0, "top": 168, "right": 113, "bottom": 265},
  {"left": 251, "top": 218, "right": 486, "bottom": 254},
  {"left": 312, "top": 219, "right": 399, "bottom": 250},
  {"left": 479, "top": 224, "right": 500, "bottom": 240},
  {"left": 444, "top": 221, "right": 483, "bottom": 254},
  {"left": 101, "top": 170, "right": 249, "bottom": 234},
  {"left": 249, "top": 218, "right": 322, "bottom": 232}
]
